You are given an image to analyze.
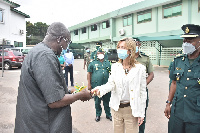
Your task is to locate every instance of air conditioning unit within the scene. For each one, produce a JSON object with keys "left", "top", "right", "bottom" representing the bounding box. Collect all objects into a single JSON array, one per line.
[
  {"left": 20, "top": 29, "right": 24, "bottom": 34},
  {"left": 119, "top": 29, "right": 125, "bottom": 36}
]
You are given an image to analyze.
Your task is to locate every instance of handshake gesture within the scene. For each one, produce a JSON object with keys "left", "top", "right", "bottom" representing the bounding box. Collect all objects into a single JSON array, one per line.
[{"left": 90, "top": 88, "right": 100, "bottom": 97}]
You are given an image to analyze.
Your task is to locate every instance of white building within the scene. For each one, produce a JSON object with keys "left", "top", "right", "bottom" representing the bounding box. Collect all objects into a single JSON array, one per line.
[
  {"left": 0, "top": 0, "right": 29, "bottom": 47},
  {"left": 69, "top": 0, "right": 200, "bottom": 66}
]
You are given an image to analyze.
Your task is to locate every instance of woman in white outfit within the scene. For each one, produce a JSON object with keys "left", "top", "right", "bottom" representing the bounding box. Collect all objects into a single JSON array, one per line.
[{"left": 91, "top": 37, "right": 147, "bottom": 133}]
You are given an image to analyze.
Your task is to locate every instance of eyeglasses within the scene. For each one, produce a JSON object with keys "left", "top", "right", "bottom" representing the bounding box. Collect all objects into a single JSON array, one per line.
[{"left": 63, "top": 37, "right": 72, "bottom": 45}]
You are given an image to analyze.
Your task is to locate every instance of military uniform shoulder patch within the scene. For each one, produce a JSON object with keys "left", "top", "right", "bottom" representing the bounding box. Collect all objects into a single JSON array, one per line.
[{"left": 175, "top": 54, "right": 185, "bottom": 58}]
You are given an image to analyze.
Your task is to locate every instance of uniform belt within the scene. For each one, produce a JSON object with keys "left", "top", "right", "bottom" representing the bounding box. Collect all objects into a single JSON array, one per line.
[{"left": 119, "top": 102, "right": 130, "bottom": 108}]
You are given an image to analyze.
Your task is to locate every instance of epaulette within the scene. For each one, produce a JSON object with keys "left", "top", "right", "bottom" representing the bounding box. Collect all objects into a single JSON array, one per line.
[{"left": 174, "top": 53, "right": 185, "bottom": 58}]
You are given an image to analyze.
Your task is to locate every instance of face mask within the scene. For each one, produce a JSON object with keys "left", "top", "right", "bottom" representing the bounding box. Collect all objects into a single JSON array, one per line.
[
  {"left": 135, "top": 46, "right": 139, "bottom": 53},
  {"left": 117, "top": 49, "right": 129, "bottom": 59},
  {"left": 97, "top": 54, "right": 104, "bottom": 59},
  {"left": 86, "top": 49, "right": 90, "bottom": 53},
  {"left": 182, "top": 42, "right": 196, "bottom": 55}
]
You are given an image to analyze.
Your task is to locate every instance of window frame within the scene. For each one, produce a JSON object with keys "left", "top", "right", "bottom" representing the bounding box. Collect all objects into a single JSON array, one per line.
[
  {"left": 102, "top": 20, "right": 110, "bottom": 29},
  {"left": 0, "top": 8, "right": 4, "bottom": 23},
  {"left": 14, "top": 41, "right": 23, "bottom": 47},
  {"left": 137, "top": 9, "right": 152, "bottom": 24},
  {"left": 123, "top": 14, "right": 132, "bottom": 27},
  {"left": 74, "top": 30, "right": 78, "bottom": 36},
  {"left": 198, "top": 0, "right": 200, "bottom": 12},
  {"left": 81, "top": 27, "right": 86, "bottom": 34},
  {"left": 162, "top": 1, "right": 182, "bottom": 19},
  {"left": 91, "top": 24, "right": 97, "bottom": 31}
]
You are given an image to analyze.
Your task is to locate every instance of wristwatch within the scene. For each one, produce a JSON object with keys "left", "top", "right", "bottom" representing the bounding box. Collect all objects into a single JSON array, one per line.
[{"left": 166, "top": 100, "right": 171, "bottom": 104}]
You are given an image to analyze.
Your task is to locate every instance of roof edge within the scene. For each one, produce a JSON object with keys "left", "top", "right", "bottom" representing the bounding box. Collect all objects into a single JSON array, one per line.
[
  {"left": 3, "top": 0, "right": 20, "bottom": 7},
  {"left": 11, "top": 8, "right": 30, "bottom": 18}
]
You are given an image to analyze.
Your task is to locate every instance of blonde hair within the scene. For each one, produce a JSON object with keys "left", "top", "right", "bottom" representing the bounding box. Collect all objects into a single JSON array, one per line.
[{"left": 117, "top": 37, "right": 139, "bottom": 67}]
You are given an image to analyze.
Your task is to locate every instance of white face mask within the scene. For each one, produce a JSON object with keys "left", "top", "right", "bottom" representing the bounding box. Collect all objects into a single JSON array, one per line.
[
  {"left": 182, "top": 42, "right": 200, "bottom": 55},
  {"left": 97, "top": 54, "right": 104, "bottom": 59}
]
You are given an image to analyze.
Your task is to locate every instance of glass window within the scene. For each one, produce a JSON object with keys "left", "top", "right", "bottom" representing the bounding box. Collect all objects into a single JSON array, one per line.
[
  {"left": 14, "top": 41, "right": 23, "bottom": 47},
  {"left": 82, "top": 27, "right": 86, "bottom": 34},
  {"left": 199, "top": 0, "right": 200, "bottom": 12},
  {"left": 163, "top": 1, "right": 182, "bottom": 18},
  {"left": 137, "top": 9, "right": 152, "bottom": 24},
  {"left": 0, "top": 9, "right": 3, "bottom": 22},
  {"left": 123, "top": 14, "right": 132, "bottom": 26},
  {"left": 74, "top": 30, "right": 78, "bottom": 35},
  {"left": 91, "top": 24, "right": 97, "bottom": 31},
  {"left": 0, "top": 52, "right": 8, "bottom": 56},
  {"left": 13, "top": 51, "right": 23, "bottom": 56},
  {"left": 102, "top": 20, "right": 110, "bottom": 29}
]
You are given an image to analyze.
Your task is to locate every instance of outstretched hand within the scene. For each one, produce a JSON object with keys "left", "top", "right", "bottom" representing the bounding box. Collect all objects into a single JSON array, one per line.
[
  {"left": 78, "top": 89, "right": 92, "bottom": 101},
  {"left": 90, "top": 88, "right": 100, "bottom": 96}
]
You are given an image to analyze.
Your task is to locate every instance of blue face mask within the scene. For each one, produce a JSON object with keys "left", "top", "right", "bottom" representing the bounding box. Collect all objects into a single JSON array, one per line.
[
  {"left": 117, "top": 49, "right": 129, "bottom": 59},
  {"left": 135, "top": 46, "right": 139, "bottom": 53},
  {"left": 86, "top": 49, "right": 90, "bottom": 53}
]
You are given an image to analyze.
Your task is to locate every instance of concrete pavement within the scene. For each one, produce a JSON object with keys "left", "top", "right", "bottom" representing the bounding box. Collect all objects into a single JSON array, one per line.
[{"left": 0, "top": 59, "right": 170, "bottom": 133}]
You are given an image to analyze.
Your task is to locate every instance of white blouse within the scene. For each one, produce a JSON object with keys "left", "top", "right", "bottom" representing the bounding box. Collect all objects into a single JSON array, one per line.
[
  {"left": 96, "top": 62, "right": 147, "bottom": 117},
  {"left": 120, "top": 71, "right": 131, "bottom": 103}
]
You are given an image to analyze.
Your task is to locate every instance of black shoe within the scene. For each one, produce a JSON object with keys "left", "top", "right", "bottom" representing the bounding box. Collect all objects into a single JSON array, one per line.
[
  {"left": 95, "top": 116, "right": 100, "bottom": 122},
  {"left": 106, "top": 116, "right": 112, "bottom": 121}
]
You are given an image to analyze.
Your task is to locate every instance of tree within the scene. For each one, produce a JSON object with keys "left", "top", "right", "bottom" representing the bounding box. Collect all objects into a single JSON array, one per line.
[{"left": 26, "top": 21, "right": 49, "bottom": 45}]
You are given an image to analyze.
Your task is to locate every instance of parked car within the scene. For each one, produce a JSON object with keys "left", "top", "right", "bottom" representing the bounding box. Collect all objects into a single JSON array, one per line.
[
  {"left": 70, "top": 49, "right": 84, "bottom": 59},
  {"left": 0, "top": 44, "right": 14, "bottom": 49},
  {"left": 107, "top": 49, "right": 118, "bottom": 62},
  {"left": 0, "top": 50, "right": 24, "bottom": 70},
  {"left": 9, "top": 47, "right": 33, "bottom": 56}
]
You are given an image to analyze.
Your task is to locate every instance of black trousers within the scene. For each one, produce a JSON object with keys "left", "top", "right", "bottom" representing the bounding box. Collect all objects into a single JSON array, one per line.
[{"left": 65, "top": 65, "right": 73, "bottom": 86}]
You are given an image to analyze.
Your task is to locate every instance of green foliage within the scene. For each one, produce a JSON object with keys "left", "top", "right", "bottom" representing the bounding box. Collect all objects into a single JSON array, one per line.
[{"left": 26, "top": 21, "right": 49, "bottom": 45}]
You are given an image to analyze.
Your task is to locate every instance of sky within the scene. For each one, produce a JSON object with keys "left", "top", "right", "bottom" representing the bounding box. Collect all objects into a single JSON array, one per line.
[{"left": 11, "top": 0, "right": 144, "bottom": 27}]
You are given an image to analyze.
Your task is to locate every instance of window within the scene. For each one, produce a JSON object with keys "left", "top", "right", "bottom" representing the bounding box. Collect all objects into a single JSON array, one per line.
[
  {"left": 91, "top": 24, "right": 97, "bottom": 31},
  {"left": 199, "top": 0, "right": 200, "bottom": 12},
  {"left": 0, "top": 9, "right": 3, "bottom": 23},
  {"left": 163, "top": 1, "right": 182, "bottom": 18},
  {"left": 123, "top": 14, "right": 132, "bottom": 26},
  {"left": 74, "top": 30, "right": 78, "bottom": 35},
  {"left": 102, "top": 20, "right": 110, "bottom": 29},
  {"left": 14, "top": 41, "right": 23, "bottom": 47},
  {"left": 137, "top": 9, "right": 152, "bottom": 24},
  {"left": 82, "top": 27, "right": 86, "bottom": 34}
]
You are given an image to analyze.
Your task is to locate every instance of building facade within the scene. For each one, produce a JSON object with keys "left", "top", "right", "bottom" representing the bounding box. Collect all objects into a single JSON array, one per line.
[
  {"left": 69, "top": 0, "right": 200, "bottom": 66},
  {"left": 0, "top": 0, "right": 29, "bottom": 47}
]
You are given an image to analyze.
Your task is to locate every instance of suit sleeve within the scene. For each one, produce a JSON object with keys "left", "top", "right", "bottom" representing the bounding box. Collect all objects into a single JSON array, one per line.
[{"left": 139, "top": 65, "right": 147, "bottom": 117}]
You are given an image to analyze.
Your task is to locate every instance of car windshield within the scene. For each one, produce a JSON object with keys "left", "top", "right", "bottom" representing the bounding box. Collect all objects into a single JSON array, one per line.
[{"left": 13, "top": 51, "right": 23, "bottom": 56}]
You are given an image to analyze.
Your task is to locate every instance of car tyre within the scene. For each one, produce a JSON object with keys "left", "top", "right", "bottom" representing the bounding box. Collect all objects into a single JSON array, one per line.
[{"left": 4, "top": 62, "right": 11, "bottom": 70}]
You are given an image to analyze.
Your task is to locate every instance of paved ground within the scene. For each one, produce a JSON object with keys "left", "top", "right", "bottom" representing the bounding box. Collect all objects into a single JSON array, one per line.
[{"left": 0, "top": 59, "right": 170, "bottom": 133}]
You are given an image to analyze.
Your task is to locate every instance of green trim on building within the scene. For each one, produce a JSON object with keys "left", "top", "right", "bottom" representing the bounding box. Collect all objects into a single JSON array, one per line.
[
  {"left": 11, "top": 8, "right": 30, "bottom": 18},
  {"left": 139, "top": 35, "right": 182, "bottom": 41},
  {"left": 69, "top": 0, "right": 179, "bottom": 31},
  {"left": 3, "top": 0, "right": 20, "bottom": 7},
  {"left": 72, "top": 36, "right": 110, "bottom": 44},
  {"left": 69, "top": 13, "right": 110, "bottom": 31},
  {"left": 113, "top": 29, "right": 183, "bottom": 42}
]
